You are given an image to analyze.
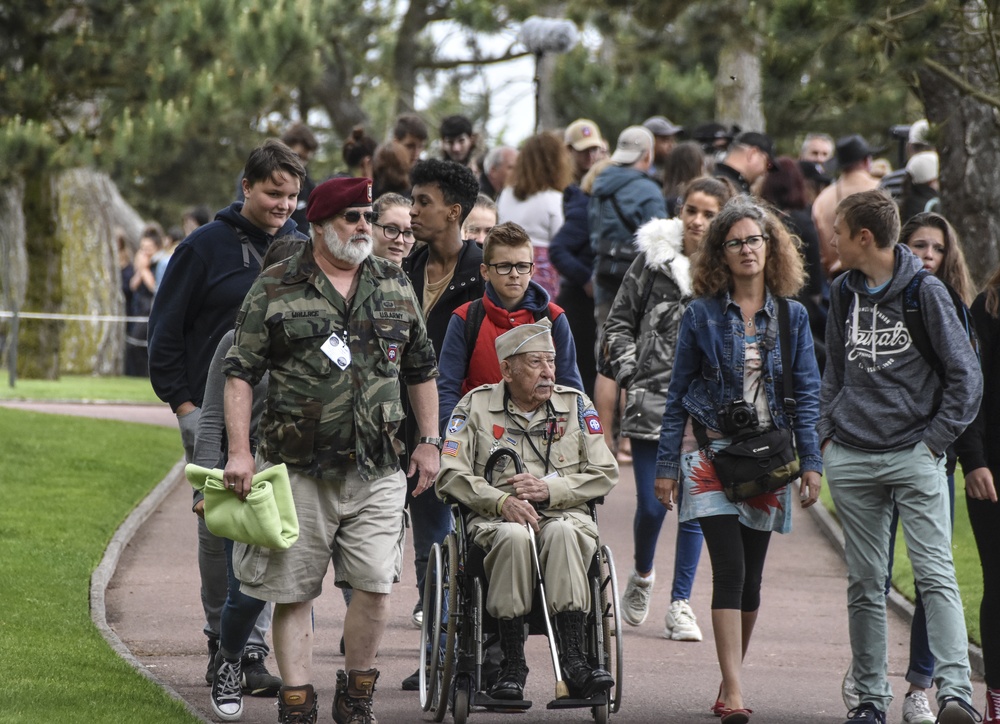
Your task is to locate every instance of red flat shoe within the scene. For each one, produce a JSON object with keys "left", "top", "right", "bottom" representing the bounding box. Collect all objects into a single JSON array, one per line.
[
  {"left": 720, "top": 708, "right": 752, "bottom": 724},
  {"left": 711, "top": 684, "right": 725, "bottom": 716}
]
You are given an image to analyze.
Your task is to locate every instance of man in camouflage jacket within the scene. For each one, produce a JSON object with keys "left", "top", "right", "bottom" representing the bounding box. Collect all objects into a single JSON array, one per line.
[{"left": 223, "top": 177, "right": 440, "bottom": 724}]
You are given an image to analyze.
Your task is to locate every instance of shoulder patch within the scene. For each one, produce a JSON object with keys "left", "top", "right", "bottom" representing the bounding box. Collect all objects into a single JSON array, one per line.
[
  {"left": 447, "top": 415, "right": 467, "bottom": 434},
  {"left": 442, "top": 440, "right": 460, "bottom": 457},
  {"left": 584, "top": 414, "right": 604, "bottom": 435}
]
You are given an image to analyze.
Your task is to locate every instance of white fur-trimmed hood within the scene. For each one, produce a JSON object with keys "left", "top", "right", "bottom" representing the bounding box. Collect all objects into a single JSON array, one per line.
[{"left": 634, "top": 217, "right": 692, "bottom": 297}]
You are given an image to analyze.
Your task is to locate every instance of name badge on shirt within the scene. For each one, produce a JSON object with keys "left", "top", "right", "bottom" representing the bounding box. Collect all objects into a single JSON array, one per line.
[{"left": 321, "top": 333, "right": 352, "bottom": 370}]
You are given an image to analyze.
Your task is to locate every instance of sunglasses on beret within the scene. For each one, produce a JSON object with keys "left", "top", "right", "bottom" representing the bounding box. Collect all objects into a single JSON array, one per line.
[{"left": 338, "top": 210, "right": 375, "bottom": 224}]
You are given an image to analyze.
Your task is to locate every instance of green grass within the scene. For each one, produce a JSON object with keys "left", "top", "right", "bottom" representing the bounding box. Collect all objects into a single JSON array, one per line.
[
  {"left": 0, "top": 408, "right": 198, "bottom": 723},
  {"left": 820, "top": 468, "right": 983, "bottom": 645},
  {"left": 0, "top": 374, "right": 161, "bottom": 403}
]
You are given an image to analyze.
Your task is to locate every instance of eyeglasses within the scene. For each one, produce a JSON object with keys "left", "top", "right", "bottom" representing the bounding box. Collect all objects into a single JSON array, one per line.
[
  {"left": 339, "top": 210, "right": 374, "bottom": 224},
  {"left": 487, "top": 262, "right": 534, "bottom": 275},
  {"left": 373, "top": 222, "right": 415, "bottom": 244},
  {"left": 723, "top": 235, "right": 767, "bottom": 253}
]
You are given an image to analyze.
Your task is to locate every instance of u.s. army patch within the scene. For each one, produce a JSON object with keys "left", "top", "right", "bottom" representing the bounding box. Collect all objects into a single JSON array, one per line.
[
  {"left": 447, "top": 415, "right": 466, "bottom": 434},
  {"left": 387, "top": 343, "right": 399, "bottom": 362}
]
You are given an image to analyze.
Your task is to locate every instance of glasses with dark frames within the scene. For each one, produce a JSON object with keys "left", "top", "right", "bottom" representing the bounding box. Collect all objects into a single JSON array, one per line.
[
  {"left": 487, "top": 261, "right": 534, "bottom": 275},
  {"left": 373, "top": 221, "right": 415, "bottom": 244},
  {"left": 723, "top": 235, "right": 767, "bottom": 253}
]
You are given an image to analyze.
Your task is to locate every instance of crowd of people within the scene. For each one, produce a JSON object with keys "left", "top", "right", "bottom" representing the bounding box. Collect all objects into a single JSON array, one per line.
[{"left": 136, "top": 110, "right": 998, "bottom": 724}]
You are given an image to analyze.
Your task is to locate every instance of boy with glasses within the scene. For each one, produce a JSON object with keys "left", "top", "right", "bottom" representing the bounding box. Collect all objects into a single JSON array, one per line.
[{"left": 438, "top": 221, "right": 583, "bottom": 437}]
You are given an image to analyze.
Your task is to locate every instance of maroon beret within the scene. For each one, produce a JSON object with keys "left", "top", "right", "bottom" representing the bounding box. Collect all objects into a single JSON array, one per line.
[{"left": 306, "top": 177, "right": 373, "bottom": 224}]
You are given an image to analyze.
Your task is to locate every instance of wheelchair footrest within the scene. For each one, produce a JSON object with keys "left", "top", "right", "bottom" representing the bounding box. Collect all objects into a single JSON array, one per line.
[
  {"left": 472, "top": 692, "right": 532, "bottom": 711},
  {"left": 546, "top": 695, "right": 607, "bottom": 710}
]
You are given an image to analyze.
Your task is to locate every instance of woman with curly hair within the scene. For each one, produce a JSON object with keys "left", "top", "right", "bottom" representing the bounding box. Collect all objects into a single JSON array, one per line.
[
  {"left": 496, "top": 132, "right": 574, "bottom": 298},
  {"left": 654, "top": 197, "right": 823, "bottom": 723}
]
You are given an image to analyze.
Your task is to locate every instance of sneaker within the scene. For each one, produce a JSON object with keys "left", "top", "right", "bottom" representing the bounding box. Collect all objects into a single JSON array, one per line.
[
  {"left": 936, "top": 697, "right": 983, "bottom": 724},
  {"left": 241, "top": 650, "right": 281, "bottom": 697},
  {"left": 206, "top": 637, "right": 220, "bottom": 686},
  {"left": 902, "top": 691, "right": 935, "bottom": 724},
  {"left": 985, "top": 688, "right": 1000, "bottom": 723},
  {"left": 411, "top": 602, "right": 423, "bottom": 629},
  {"left": 845, "top": 703, "right": 886, "bottom": 723},
  {"left": 401, "top": 668, "right": 421, "bottom": 692},
  {"left": 210, "top": 652, "right": 244, "bottom": 721},
  {"left": 664, "top": 599, "right": 703, "bottom": 641},
  {"left": 983, "top": 689, "right": 1000, "bottom": 724},
  {"left": 620, "top": 570, "right": 654, "bottom": 626},
  {"left": 843, "top": 665, "right": 860, "bottom": 711}
]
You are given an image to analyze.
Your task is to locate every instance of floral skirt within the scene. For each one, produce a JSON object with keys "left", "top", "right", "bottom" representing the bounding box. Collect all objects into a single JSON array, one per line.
[{"left": 678, "top": 437, "right": 793, "bottom": 534}]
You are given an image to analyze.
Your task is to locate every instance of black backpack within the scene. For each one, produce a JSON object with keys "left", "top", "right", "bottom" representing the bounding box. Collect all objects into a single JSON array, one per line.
[{"left": 835, "top": 269, "right": 979, "bottom": 375}]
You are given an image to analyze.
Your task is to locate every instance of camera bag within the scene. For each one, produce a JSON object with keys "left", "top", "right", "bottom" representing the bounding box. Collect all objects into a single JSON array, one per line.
[{"left": 702, "top": 297, "right": 801, "bottom": 502}]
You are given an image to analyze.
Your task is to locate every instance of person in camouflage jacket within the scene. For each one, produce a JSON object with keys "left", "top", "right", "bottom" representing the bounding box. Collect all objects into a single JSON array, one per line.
[{"left": 222, "top": 177, "right": 440, "bottom": 724}]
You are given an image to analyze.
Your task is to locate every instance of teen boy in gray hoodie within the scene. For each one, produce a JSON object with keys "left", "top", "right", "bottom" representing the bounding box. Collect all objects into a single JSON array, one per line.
[{"left": 818, "top": 189, "right": 983, "bottom": 724}]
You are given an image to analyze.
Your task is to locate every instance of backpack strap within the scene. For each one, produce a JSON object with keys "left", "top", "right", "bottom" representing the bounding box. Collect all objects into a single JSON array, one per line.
[
  {"left": 462, "top": 298, "right": 486, "bottom": 377},
  {"left": 903, "top": 270, "right": 942, "bottom": 375},
  {"left": 222, "top": 220, "right": 264, "bottom": 269}
]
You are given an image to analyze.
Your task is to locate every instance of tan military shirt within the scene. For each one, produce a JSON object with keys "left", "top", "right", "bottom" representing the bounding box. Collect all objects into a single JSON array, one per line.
[{"left": 436, "top": 383, "right": 617, "bottom": 523}]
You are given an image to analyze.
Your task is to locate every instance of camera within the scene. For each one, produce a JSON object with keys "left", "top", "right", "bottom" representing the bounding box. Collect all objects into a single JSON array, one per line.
[{"left": 717, "top": 400, "right": 759, "bottom": 436}]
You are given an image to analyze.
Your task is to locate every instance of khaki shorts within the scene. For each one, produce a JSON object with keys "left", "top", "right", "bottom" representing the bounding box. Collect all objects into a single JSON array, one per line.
[{"left": 235, "top": 464, "right": 407, "bottom": 603}]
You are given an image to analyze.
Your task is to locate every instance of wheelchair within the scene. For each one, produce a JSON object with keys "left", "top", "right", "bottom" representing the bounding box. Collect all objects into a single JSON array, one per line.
[{"left": 419, "top": 448, "right": 623, "bottom": 723}]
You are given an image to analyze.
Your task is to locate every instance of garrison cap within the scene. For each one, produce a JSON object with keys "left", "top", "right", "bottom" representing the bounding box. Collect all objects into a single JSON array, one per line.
[
  {"left": 495, "top": 318, "right": 555, "bottom": 361},
  {"left": 306, "top": 177, "right": 373, "bottom": 224}
]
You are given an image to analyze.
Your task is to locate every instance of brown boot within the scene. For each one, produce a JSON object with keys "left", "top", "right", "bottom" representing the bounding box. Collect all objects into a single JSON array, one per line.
[
  {"left": 278, "top": 684, "right": 317, "bottom": 724},
  {"left": 332, "top": 668, "right": 379, "bottom": 724}
]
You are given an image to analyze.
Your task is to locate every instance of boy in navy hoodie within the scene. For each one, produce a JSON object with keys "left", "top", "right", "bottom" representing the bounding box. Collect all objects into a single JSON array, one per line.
[{"left": 818, "top": 190, "right": 982, "bottom": 724}]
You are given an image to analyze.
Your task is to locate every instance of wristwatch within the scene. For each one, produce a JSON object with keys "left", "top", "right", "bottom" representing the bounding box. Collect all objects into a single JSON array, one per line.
[{"left": 418, "top": 436, "right": 443, "bottom": 450}]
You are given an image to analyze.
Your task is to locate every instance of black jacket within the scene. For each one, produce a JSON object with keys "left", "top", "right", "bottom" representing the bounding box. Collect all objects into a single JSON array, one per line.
[{"left": 148, "top": 203, "right": 306, "bottom": 411}]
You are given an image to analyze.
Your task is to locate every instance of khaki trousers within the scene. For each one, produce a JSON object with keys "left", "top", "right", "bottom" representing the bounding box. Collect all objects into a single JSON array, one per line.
[{"left": 470, "top": 514, "right": 598, "bottom": 620}]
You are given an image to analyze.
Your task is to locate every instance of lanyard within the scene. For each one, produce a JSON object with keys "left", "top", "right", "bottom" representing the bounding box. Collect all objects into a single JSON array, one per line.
[{"left": 503, "top": 391, "right": 555, "bottom": 476}]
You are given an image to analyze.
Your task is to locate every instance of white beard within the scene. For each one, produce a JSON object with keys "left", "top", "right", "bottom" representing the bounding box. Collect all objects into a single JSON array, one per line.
[{"left": 322, "top": 222, "right": 373, "bottom": 265}]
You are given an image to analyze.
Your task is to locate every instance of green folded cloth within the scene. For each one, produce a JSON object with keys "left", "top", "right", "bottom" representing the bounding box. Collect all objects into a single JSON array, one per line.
[{"left": 185, "top": 463, "right": 299, "bottom": 550}]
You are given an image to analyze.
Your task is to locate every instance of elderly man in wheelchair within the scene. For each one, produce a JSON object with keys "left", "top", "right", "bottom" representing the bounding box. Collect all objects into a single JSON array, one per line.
[{"left": 436, "top": 321, "right": 618, "bottom": 704}]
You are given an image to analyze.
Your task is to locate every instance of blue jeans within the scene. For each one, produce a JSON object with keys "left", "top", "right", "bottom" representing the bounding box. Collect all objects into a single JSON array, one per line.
[
  {"left": 408, "top": 471, "right": 454, "bottom": 605},
  {"left": 631, "top": 439, "right": 703, "bottom": 600},
  {"left": 219, "top": 538, "right": 270, "bottom": 659},
  {"left": 885, "top": 471, "right": 956, "bottom": 690},
  {"left": 826, "top": 441, "right": 972, "bottom": 712}
]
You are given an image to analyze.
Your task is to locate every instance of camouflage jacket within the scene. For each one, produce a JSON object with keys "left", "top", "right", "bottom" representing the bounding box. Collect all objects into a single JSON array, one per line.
[
  {"left": 224, "top": 244, "right": 438, "bottom": 482},
  {"left": 436, "top": 384, "right": 617, "bottom": 524}
]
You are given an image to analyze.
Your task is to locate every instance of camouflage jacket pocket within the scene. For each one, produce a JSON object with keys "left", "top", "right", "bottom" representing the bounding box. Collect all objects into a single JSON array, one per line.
[
  {"left": 261, "top": 398, "right": 322, "bottom": 467},
  {"left": 281, "top": 317, "right": 334, "bottom": 378},
  {"left": 372, "top": 318, "right": 410, "bottom": 377}
]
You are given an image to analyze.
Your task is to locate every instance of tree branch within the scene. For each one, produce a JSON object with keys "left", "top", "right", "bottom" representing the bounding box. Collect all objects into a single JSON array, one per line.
[
  {"left": 418, "top": 48, "right": 531, "bottom": 71},
  {"left": 922, "top": 56, "right": 1000, "bottom": 109}
]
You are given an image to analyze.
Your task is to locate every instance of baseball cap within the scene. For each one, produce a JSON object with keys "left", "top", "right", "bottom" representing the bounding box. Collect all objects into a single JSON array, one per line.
[
  {"left": 835, "top": 134, "right": 886, "bottom": 168},
  {"left": 908, "top": 119, "right": 931, "bottom": 147},
  {"left": 906, "top": 151, "right": 939, "bottom": 184},
  {"left": 735, "top": 131, "right": 777, "bottom": 166},
  {"left": 610, "top": 126, "right": 654, "bottom": 165},
  {"left": 643, "top": 116, "right": 683, "bottom": 137},
  {"left": 564, "top": 119, "right": 603, "bottom": 151}
]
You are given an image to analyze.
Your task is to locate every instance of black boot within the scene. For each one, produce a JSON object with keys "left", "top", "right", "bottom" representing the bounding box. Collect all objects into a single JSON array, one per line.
[
  {"left": 555, "top": 611, "right": 614, "bottom": 699},
  {"left": 488, "top": 617, "right": 529, "bottom": 700}
]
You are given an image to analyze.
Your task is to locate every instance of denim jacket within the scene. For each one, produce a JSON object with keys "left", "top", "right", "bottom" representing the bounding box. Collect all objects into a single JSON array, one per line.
[{"left": 654, "top": 290, "right": 823, "bottom": 480}]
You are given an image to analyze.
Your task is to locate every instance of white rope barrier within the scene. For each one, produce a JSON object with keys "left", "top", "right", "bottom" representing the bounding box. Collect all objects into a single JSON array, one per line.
[{"left": 0, "top": 311, "right": 148, "bottom": 323}]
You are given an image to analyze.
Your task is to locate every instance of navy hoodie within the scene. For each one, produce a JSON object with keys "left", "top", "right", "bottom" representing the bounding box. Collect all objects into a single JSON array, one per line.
[
  {"left": 818, "top": 244, "right": 982, "bottom": 454},
  {"left": 148, "top": 202, "right": 306, "bottom": 411}
]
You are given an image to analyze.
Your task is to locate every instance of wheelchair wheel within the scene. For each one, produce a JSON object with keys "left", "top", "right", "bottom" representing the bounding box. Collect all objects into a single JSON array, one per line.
[
  {"left": 598, "top": 543, "right": 623, "bottom": 714},
  {"left": 419, "top": 541, "right": 444, "bottom": 711},
  {"left": 452, "top": 678, "right": 471, "bottom": 724},
  {"left": 433, "top": 534, "right": 460, "bottom": 722}
]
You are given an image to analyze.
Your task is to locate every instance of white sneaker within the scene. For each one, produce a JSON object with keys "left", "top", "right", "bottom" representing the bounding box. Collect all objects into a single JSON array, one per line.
[
  {"left": 620, "top": 570, "right": 655, "bottom": 626},
  {"left": 901, "top": 691, "right": 935, "bottom": 724},
  {"left": 411, "top": 602, "right": 423, "bottom": 629},
  {"left": 663, "top": 599, "right": 703, "bottom": 641}
]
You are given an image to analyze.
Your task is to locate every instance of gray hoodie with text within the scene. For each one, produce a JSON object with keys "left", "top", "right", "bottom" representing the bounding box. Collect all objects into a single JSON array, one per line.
[{"left": 817, "top": 244, "right": 982, "bottom": 455}]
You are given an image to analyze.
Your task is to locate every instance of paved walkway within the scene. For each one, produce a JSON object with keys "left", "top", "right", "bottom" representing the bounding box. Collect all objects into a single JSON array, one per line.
[{"left": 9, "top": 402, "right": 987, "bottom": 722}]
